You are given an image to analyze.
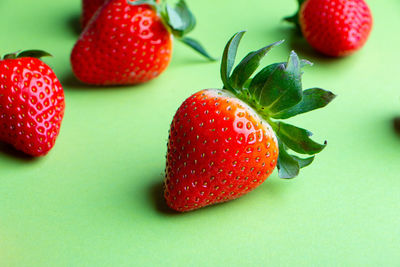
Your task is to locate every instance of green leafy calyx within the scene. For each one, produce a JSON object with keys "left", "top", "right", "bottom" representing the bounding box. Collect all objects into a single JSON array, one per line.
[
  {"left": 2, "top": 50, "right": 52, "bottom": 60},
  {"left": 283, "top": 0, "right": 308, "bottom": 32},
  {"left": 127, "top": 0, "right": 215, "bottom": 61},
  {"left": 220, "top": 31, "right": 336, "bottom": 179}
]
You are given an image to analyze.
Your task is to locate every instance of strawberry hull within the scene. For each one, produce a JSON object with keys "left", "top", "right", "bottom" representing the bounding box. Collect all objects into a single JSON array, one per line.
[{"left": 164, "top": 89, "right": 279, "bottom": 212}]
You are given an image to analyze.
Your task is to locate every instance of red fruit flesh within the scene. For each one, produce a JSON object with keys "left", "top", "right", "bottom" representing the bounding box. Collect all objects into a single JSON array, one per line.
[
  {"left": 165, "top": 89, "right": 279, "bottom": 212},
  {"left": 81, "top": 0, "right": 108, "bottom": 29},
  {"left": 71, "top": 0, "right": 173, "bottom": 85},
  {"left": 299, "top": 0, "right": 373, "bottom": 56},
  {"left": 0, "top": 58, "right": 65, "bottom": 156}
]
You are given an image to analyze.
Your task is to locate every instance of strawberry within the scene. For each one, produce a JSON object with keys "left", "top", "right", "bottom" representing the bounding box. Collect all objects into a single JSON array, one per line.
[
  {"left": 81, "top": 0, "right": 161, "bottom": 29},
  {"left": 0, "top": 50, "right": 65, "bottom": 157},
  {"left": 164, "top": 32, "right": 336, "bottom": 212},
  {"left": 81, "top": 0, "right": 108, "bottom": 29},
  {"left": 285, "top": 0, "right": 373, "bottom": 57},
  {"left": 71, "top": 0, "right": 214, "bottom": 86}
]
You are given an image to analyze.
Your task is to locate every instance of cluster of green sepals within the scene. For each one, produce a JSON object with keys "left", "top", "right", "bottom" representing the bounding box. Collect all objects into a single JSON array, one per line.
[
  {"left": 221, "top": 31, "right": 336, "bottom": 178},
  {"left": 283, "top": 0, "right": 307, "bottom": 31},
  {"left": 128, "top": 0, "right": 215, "bottom": 61},
  {"left": 2, "top": 50, "right": 52, "bottom": 60}
]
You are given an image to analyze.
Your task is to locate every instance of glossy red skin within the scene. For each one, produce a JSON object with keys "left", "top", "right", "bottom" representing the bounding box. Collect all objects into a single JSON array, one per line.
[
  {"left": 0, "top": 57, "right": 65, "bottom": 156},
  {"left": 165, "top": 89, "right": 279, "bottom": 212},
  {"left": 81, "top": 0, "right": 160, "bottom": 28},
  {"left": 299, "top": 0, "right": 373, "bottom": 57},
  {"left": 71, "top": 0, "right": 172, "bottom": 85},
  {"left": 81, "top": 0, "right": 109, "bottom": 29}
]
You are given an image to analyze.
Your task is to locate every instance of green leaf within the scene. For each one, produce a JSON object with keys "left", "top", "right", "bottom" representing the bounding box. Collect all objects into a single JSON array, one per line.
[
  {"left": 277, "top": 139, "right": 300, "bottom": 179},
  {"left": 220, "top": 31, "right": 246, "bottom": 92},
  {"left": 286, "top": 50, "right": 301, "bottom": 79},
  {"left": 249, "top": 63, "right": 280, "bottom": 98},
  {"left": 252, "top": 51, "right": 303, "bottom": 114},
  {"left": 179, "top": 37, "right": 216, "bottom": 61},
  {"left": 300, "top": 59, "right": 313, "bottom": 68},
  {"left": 3, "top": 52, "right": 19, "bottom": 60},
  {"left": 164, "top": 4, "right": 184, "bottom": 34},
  {"left": 292, "top": 155, "right": 314, "bottom": 168},
  {"left": 17, "top": 50, "right": 52, "bottom": 59},
  {"left": 156, "top": 0, "right": 213, "bottom": 62},
  {"left": 163, "top": 0, "right": 196, "bottom": 37},
  {"left": 275, "top": 121, "right": 326, "bottom": 155},
  {"left": 250, "top": 58, "right": 310, "bottom": 98},
  {"left": 3, "top": 50, "right": 52, "bottom": 60},
  {"left": 277, "top": 138, "right": 314, "bottom": 178},
  {"left": 283, "top": 0, "right": 307, "bottom": 32},
  {"left": 283, "top": 12, "right": 300, "bottom": 32},
  {"left": 283, "top": 13, "right": 298, "bottom": 24},
  {"left": 174, "top": 0, "right": 196, "bottom": 34},
  {"left": 272, "top": 88, "right": 336, "bottom": 119},
  {"left": 229, "top": 40, "right": 283, "bottom": 89}
]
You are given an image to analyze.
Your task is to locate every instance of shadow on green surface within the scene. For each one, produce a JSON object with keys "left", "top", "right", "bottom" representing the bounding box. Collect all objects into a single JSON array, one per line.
[
  {"left": 149, "top": 175, "right": 287, "bottom": 215},
  {"left": 149, "top": 180, "right": 227, "bottom": 215},
  {"left": 275, "top": 26, "right": 344, "bottom": 64},
  {"left": 256, "top": 176, "right": 289, "bottom": 197},
  {"left": 0, "top": 143, "right": 36, "bottom": 162},
  {"left": 61, "top": 72, "right": 150, "bottom": 91},
  {"left": 61, "top": 73, "right": 95, "bottom": 89},
  {"left": 171, "top": 52, "right": 220, "bottom": 68},
  {"left": 150, "top": 181, "right": 180, "bottom": 215},
  {"left": 62, "top": 73, "right": 125, "bottom": 90},
  {"left": 66, "top": 14, "right": 81, "bottom": 36},
  {"left": 392, "top": 117, "right": 400, "bottom": 136}
]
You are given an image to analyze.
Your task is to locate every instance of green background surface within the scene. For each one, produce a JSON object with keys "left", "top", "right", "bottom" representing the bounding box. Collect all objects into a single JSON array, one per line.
[{"left": 1, "top": 0, "right": 399, "bottom": 266}]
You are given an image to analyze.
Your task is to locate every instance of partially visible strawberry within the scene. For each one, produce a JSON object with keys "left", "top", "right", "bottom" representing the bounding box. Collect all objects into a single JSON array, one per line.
[
  {"left": 72, "top": 0, "right": 214, "bottom": 86},
  {"left": 81, "top": 0, "right": 108, "bottom": 29},
  {"left": 81, "top": 0, "right": 161, "bottom": 29},
  {"left": 0, "top": 50, "right": 65, "bottom": 157},
  {"left": 164, "top": 32, "right": 336, "bottom": 212},
  {"left": 285, "top": 0, "right": 373, "bottom": 57}
]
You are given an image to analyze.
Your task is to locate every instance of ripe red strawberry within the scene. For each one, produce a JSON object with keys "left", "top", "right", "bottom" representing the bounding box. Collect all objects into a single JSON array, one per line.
[
  {"left": 81, "top": 0, "right": 108, "bottom": 29},
  {"left": 285, "top": 0, "right": 373, "bottom": 57},
  {"left": 164, "top": 32, "right": 336, "bottom": 212},
  {"left": 81, "top": 0, "right": 161, "bottom": 29},
  {"left": 71, "top": 0, "right": 214, "bottom": 85},
  {"left": 0, "top": 50, "right": 65, "bottom": 157}
]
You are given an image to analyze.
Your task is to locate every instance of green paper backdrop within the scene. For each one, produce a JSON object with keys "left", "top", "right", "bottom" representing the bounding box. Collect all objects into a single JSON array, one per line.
[{"left": 1, "top": 0, "right": 399, "bottom": 266}]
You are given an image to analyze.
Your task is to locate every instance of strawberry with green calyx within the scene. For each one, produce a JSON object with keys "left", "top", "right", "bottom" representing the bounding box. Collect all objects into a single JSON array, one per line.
[
  {"left": 164, "top": 31, "right": 336, "bottom": 212},
  {"left": 71, "top": 0, "right": 214, "bottom": 86},
  {"left": 0, "top": 50, "right": 65, "bottom": 157},
  {"left": 285, "top": 0, "right": 373, "bottom": 57}
]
